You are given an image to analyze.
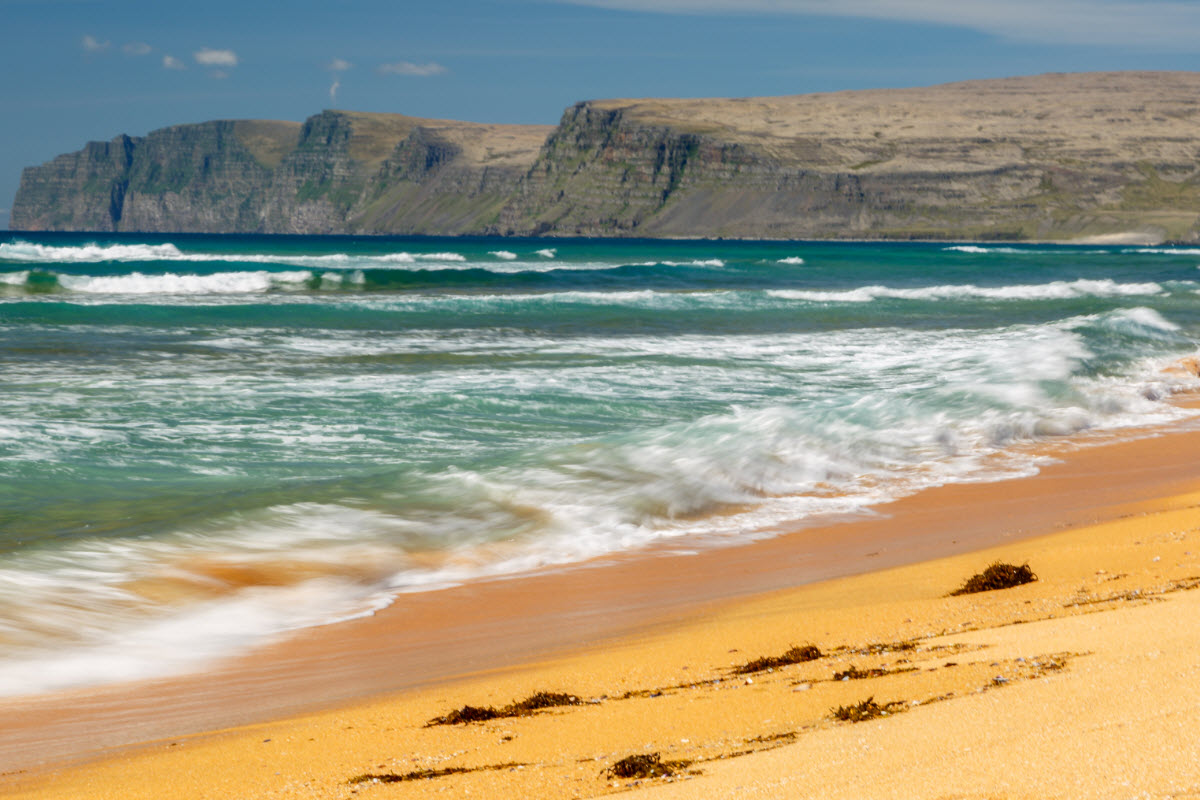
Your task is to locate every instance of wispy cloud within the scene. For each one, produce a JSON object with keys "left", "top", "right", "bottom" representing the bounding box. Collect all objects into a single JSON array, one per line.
[
  {"left": 81, "top": 34, "right": 109, "bottom": 53},
  {"left": 326, "top": 58, "right": 352, "bottom": 106},
  {"left": 122, "top": 41, "right": 152, "bottom": 56},
  {"left": 162, "top": 54, "right": 186, "bottom": 70},
  {"left": 377, "top": 61, "right": 447, "bottom": 77},
  {"left": 194, "top": 48, "right": 238, "bottom": 68},
  {"left": 554, "top": 0, "right": 1200, "bottom": 48}
]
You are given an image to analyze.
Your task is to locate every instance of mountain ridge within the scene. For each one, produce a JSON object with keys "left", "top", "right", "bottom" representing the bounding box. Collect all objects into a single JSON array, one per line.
[{"left": 13, "top": 72, "right": 1200, "bottom": 242}]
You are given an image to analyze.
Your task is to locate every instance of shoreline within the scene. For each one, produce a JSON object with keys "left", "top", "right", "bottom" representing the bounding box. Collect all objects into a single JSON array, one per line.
[
  {"left": 5, "top": 415, "right": 1200, "bottom": 789},
  {"left": 2, "top": 228, "right": 1183, "bottom": 246}
]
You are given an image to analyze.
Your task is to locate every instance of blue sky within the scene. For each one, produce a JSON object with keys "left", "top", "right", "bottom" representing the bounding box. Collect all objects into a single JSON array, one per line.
[{"left": 3, "top": 0, "right": 1200, "bottom": 230}]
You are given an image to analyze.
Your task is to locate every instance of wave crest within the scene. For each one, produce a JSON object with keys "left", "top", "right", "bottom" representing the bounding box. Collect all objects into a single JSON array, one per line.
[{"left": 768, "top": 279, "right": 1164, "bottom": 303}]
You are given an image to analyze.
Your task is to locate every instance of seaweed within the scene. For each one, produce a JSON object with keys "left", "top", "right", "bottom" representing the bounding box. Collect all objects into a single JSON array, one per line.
[
  {"left": 433, "top": 705, "right": 501, "bottom": 725},
  {"left": 605, "top": 753, "right": 692, "bottom": 780},
  {"left": 830, "top": 696, "right": 906, "bottom": 722},
  {"left": 949, "top": 561, "right": 1037, "bottom": 596},
  {"left": 426, "top": 691, "right": 583, "bottom": 726},
  {"left": 832, "top": 664, "right": 919, "bottom": 681},
  {"left": 349, "top": 762, "right": 524, "bottom": 784},
  {"left": 508, "top": 691, "right": 582, "bottom": 713},
  {"left": 832, "top": 665, "right": 887, "bottom": 681},
  {"left": 734, "top": 644, "right": 822, "bottom": 675}
]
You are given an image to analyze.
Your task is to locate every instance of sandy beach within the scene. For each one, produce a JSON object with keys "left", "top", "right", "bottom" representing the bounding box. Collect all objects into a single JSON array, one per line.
[{"left": 4, "top": 419, "right": 1200, "bottom": 798}]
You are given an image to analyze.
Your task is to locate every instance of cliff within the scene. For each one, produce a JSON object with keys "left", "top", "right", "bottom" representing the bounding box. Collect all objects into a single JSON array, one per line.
[
  {"left": 11, "top": 113, "right": 552, "bottom": 235},
  {"left": 13, "top": 72, "right": 1200, "bottom": 241}
]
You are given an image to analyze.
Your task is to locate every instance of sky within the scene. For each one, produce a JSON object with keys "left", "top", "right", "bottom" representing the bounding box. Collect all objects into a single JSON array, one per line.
[{"left": 3, "top": 0, "right": 1200, "bottom": 230}]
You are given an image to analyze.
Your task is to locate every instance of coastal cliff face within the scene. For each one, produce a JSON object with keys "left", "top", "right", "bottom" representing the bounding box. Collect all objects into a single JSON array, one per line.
[
  {"left": 13, "top": 72, "right": 1200, "bottom": 241},
  {"left": 12, "top": 112, "right": 552, "bottom": 235}
]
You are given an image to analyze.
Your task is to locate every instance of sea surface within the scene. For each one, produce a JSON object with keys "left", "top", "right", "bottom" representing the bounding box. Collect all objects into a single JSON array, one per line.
[{"left": 2, "top": 232, "right": 1199, "bottom": 697}]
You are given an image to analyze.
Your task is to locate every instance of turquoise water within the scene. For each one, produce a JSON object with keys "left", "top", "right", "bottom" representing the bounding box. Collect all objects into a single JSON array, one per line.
[{"left": 2, "top": 232, "right": 1200, "bottom": 695}]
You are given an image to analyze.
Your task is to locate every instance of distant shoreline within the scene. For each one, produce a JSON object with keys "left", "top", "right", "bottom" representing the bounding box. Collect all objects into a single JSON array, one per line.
[{"left": 0, "top": 228, "right": 1185, "bottom": 246}]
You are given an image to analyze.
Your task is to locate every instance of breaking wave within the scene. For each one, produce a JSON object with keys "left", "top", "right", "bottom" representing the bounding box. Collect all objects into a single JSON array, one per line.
[{"left": 768, "top": 279, "right": 1165, "bottom": 303}]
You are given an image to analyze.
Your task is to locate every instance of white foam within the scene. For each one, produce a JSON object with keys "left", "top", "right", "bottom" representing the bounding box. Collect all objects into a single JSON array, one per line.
[
  {"left": 768, "top": 279, "right": 1163, "bottom": 303},
  {"left": 0, "top": 241, "right": 187, "bottom": 262},
  {"left": 777, "top": 257, "right": 806, "bottom": 265},
  {"left": 662, "top": 259, "right": 726, "bottom": 268},
  {"left": 1107, "top": 306, "right": 1181, "bottom": 332},
  {"left": 0, "top": 241, "right": 476, "bottom": 269},
  {"left": 1130, "top": 248, "right": 1200, "bottom": 255},
  {"left": 490, "top": 250, "right": 518, "bottom": 260},
  {"left": 943, "top": 245, "right": 1023, "bottom": 254},
  {"left": 536, "top": 248, "right": 557, "bottom": 258},
  {"left": 56, "top": 270, "right": 313, "bottom": 295},
  {"left": 0, "top": 270, "right": 29, "bottom": 285},
  {"left": 0, "top": 576, "right": 387, "bottom": 696}
]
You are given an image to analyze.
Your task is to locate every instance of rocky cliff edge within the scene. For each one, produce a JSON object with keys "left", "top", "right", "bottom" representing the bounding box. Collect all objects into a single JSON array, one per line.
[{"left": 13, "top": 72, "right": 1200, "bottom": 242}]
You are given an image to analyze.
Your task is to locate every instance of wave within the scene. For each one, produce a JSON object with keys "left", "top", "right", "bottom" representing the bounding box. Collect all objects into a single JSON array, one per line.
[
  {"left": 0, "top": 241, "right": 475, "bottom": 269},
  {"left": 1, "top": 273, "right": 1173, "bottom": 304},
  {"left": 943, "top": 245, "right": 1025, "bottom": 254},
  {"left": 0, "top": 241, "right": 671, "bottom": 278},
  {"left": 3, "top": 306, "right": 1199, "bottom": 696},
  {"left": 1127, "top": 248, "right": 1200, "bottom": 255},
  {"left": 767, "top": 279, "right": 1165, "bottom": 303},
  {"left": 60, "top": 270, "right": 323, "bottom": 294},
  {"left": 777, "top": 257, "right": 806, "bottom": 265},
  {"left": 661, "top": 258, "right": 726, "bottom": 268},
  {"left": 0, "top": 242, "right": 194, "bottom": 263}
]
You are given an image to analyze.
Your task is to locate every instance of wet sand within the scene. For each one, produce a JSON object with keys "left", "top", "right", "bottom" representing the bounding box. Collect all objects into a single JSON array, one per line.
[{"left": 4, "top": 422, "right": 1200, "bottom": 797}]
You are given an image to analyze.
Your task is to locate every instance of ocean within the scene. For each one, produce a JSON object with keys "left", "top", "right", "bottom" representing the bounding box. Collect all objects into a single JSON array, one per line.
[{"left": 2, "top": 232, "right": 1199, "bottom": 697}]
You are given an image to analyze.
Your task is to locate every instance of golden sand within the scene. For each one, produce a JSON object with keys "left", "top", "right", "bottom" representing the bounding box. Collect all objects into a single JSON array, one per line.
[{"left": 5, "top": 427, "right": 1200, "bottom": 799}]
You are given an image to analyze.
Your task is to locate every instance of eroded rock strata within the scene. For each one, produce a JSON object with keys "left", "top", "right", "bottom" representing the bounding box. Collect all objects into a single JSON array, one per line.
[{"left": 13, "top": 72, "right": 1200, "bottom": 241}]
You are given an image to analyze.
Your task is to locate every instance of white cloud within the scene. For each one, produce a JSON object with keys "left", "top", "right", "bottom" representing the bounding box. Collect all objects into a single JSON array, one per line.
[
  {"left": 327, "top": 59, "right": 351, "bottom": 105},
  {"left": 162, "top": 54, "right": 186, "bottom": 70},
  {"left": 194, "top": 48, "right": 238, "bottom": 67},
  {"left": 377, "top": 61, "right": 447, "bottom": 77},
  {"left": 555, "top": 0, "right": 1200, "bottom": 48},
  {"left": 81, "top": 34, "right": 110, "bottom": 53},
  {"left": 123, "top": 42, "right": 152, "bottom": 56}
]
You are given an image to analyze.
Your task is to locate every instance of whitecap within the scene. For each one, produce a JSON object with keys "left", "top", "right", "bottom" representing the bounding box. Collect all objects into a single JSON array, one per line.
[
  {"left": 0, "top": 241, "right": 187, "bottom": 263},
  {"left": 768, "top": 279, "right": 1163, "bottom": 303},
  {"left": 943, "top": 245, "right": 1022, "bottom": 254},
  {"left": 490, "top": 251, "right": 518, "bottom": 260},
  {"left": 56, "top": 270, "right": 313, "bottom": 295},
  {"left": 662, "top": 259, "right": 725, "bottom": 268}
]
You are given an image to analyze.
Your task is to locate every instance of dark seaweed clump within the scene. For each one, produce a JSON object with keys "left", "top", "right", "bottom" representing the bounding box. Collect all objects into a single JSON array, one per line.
[
  {"left": 427, "top": 691, "right": 582, "bottom": 726},
  {"left": 605, "top": 753, "right": 692, "bottom": 780},
  {"left": 949, "top": 562, "right": 1037, "bottom": 596},
  {"left": 832, "top": 665, "right": 887, "bottom": 681},
  {"left": 734, "top": 644, "right": 822, "bottom": 675},
  {"left": 349, "top": 762, "right": 523, "bottom": 784},
  {"left": 434, "top": 705, "right": 501, "bottom": 725},
  {"left": 830, "top": 696, "right": 906, "bottom": 722}
]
